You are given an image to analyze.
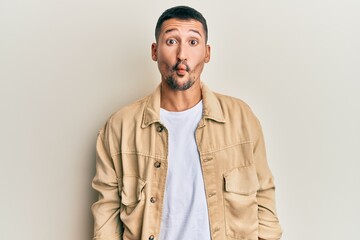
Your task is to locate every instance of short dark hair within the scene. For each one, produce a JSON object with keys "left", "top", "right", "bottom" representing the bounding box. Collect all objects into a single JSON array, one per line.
[{"left": 155, "top": 6, "right": 208, "bottom": 43}]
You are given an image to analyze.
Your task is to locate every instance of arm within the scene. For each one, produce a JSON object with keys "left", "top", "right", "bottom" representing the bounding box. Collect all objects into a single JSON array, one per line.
[
  {"left": 253, "top": 123, "right": 282, "bottom": 240},
  {"left": 91, "top": 129, "right": 122, "bottom": 240}
]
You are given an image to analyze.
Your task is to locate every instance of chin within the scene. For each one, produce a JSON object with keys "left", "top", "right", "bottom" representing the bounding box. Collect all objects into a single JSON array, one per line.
[{"left": 166, "top": 77, "right": 194, "bottom": 91}]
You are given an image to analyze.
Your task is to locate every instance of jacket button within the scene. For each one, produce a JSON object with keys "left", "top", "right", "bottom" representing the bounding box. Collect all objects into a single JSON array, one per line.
[
  {"left": 156, "top": 125, "right": 164, "bottom": 132},
  {"left": 154, "top": 161, "right": 161, "bottom": 168},
  {"left": 150, "top": 197, "right": 157, "bottom": 203},
  {"left": 149, "top": 235, "right": 155, "bottom": 240}
]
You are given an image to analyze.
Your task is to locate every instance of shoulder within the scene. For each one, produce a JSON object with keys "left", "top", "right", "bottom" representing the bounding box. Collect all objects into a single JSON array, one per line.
[
  {"left": 214, "top": 92, "right": 251, "bottom": 108},
  {"left": 100, "top": 94, "right": 150, "bottom": 135},
  {"left": 212, "top": 91, "right": 263, "bottom": 138},
  {"left": 110, "top": 96, "right": 149, "bottom": 123},
  {"left": 214, "top": 92, "right": 258, "bottom": 120}
]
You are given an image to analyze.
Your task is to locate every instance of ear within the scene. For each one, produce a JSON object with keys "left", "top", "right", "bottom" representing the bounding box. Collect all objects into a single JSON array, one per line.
[
  {"left": 204, "top": 44, "right": 211, "bottom": 63},
  {"left": 151, "top": 43, "right": 158, "bottom": 61}
]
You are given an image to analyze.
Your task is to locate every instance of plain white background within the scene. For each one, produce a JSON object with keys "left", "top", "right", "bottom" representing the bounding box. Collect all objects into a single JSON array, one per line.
[{"left": 1, "top": 0, "right": 359, "bottom": 239}]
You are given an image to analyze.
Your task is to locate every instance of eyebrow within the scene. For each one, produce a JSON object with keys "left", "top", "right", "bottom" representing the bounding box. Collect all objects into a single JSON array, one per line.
[{"left": 164, "top": 28, "right": 202, "bottom": 38}]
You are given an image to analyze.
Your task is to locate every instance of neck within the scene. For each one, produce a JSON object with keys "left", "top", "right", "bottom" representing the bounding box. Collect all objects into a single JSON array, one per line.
[{"left": 160, "top": 81, "right": 202, "bottom": 112}]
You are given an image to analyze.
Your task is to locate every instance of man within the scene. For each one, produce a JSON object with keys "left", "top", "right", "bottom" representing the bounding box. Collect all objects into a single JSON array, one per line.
[{"left": 92, "top": 6, "right": 282, "bottom": 240}]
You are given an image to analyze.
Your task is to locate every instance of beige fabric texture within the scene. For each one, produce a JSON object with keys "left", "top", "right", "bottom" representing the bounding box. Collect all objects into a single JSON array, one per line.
[{"left": 92, "top": 83, "right": 282, "bottom": 240}]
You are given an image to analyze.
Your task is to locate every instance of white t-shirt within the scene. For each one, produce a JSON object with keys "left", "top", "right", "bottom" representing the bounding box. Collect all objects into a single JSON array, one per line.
[{"left": 159, "top": 100, "right": 211, "bottom": 240}]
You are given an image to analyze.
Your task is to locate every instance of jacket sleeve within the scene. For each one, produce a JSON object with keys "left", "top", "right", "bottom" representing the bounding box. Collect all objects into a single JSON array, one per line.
[
  {"left": 91, "top": 128, "right": 122, "bottom": 240},
  {"left": 253, "top": 123, "right": 282, "bottom": 240}
]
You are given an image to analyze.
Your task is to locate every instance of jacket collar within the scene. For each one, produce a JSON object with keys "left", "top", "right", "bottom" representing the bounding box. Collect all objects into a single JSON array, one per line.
[{"left": 141, "top": 82, "right": 225, "bottom": 128}]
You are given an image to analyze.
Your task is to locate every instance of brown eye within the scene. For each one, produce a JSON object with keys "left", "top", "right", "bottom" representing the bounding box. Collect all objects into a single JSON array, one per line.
[
  {"left": 166, "top": 39, "right": 177, "bottom": 45},
  {"left": 189, "top": 39, "right": 198, "bottom": 46}
]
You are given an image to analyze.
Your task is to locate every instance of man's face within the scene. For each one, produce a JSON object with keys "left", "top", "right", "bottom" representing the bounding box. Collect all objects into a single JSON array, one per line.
[{"left": 152, "top": 18, "right": 210, "bottom": 91}]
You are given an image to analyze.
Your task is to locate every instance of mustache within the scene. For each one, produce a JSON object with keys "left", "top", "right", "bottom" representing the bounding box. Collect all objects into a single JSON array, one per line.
[{"left": 172, "top": 61, "right": 190, "bottom": 71}]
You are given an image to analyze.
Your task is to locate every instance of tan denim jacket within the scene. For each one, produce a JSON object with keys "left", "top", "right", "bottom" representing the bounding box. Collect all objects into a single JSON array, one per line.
[{"left": 92, "top": 83, "right": 282, "bottom": 240}]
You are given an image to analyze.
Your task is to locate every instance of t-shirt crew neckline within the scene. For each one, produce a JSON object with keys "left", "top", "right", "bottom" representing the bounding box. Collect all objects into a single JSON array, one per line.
[{"left": 160, "top": 100, "right": 203, "bottom": 116}]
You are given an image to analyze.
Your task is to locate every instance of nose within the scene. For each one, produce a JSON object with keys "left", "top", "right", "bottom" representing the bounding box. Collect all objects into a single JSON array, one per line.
[{"left": 176, "top": 43, "right": 187, "bottom": 62}]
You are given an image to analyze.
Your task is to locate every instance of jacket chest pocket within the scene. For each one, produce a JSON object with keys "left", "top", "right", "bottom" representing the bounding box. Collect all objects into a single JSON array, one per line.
[
  {"left": 223, "top": 165, "right": 260, "bottom": 240},
  {"left": 118, "top": 176, "right": 147, "bottom": 239}
]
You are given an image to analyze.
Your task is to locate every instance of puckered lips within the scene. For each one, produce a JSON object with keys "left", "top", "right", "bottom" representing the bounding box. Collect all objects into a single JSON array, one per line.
[{"left": 175, "top": 64, "right": 188, "bottom": 76}]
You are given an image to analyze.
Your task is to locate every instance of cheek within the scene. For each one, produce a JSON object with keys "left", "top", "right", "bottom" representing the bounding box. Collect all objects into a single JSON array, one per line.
[
  {"left": 190, "top": 51, "right": 207, "bottom": 66},
  {"left": 157, "top": 57, "right": 173, "bottom": 70},
  {"left": 158, "top": 48, "right": 176, "bottom": 62},
  {"left": 158, "top": 61, "right": 172, "bottom": 72},
  {"left": 191, "top": 63, "right": 205, "bottom": 74},
  {"left": 191, "top": 54, "right": 206, "bottom": 70},
  {"left": 157, "top": 57, "right": 173, "bottom": 73}
]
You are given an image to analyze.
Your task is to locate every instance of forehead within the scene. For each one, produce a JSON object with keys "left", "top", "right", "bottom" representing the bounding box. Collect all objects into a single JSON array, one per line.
[{"left": 159, "top": 18, "right": 204, "bottom": 36}]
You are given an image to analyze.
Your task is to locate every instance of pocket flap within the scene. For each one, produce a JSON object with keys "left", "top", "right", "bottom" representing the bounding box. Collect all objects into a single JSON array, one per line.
[
  {"left": 223, "top": 165, "right": 259, "bottom": 195},
  {"left": 120, "top": 176, "right": 146, "bottom": 206}
]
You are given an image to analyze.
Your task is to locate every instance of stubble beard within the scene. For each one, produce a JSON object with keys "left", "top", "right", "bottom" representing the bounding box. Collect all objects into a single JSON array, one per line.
[
  {"left": 165, "top": 61, "right": 195, "bottom": 91},
  {"left": 166, "top": 76, "right": 194, "bottom": 91}
]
